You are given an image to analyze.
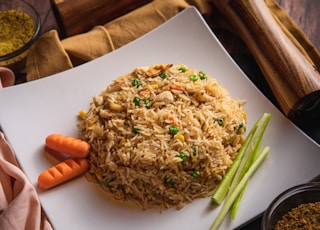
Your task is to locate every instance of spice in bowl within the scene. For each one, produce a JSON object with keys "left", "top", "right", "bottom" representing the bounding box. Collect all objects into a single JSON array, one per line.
[
  {"left": 0, "top": 0, "right": 41, "bottom": 72},
  {"left": 274, "top": 201, "right": 320, "bottom": 229},
  {"left": 0, "top": 10, "right": 35, "bottom": 57},
  {"left": 262, "top": 182, "right": 320, "bottom": 230}
]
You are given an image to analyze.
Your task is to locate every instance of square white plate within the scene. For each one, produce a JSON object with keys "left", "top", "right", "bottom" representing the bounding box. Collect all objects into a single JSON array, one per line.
[{"left": 0, "top": 7, "right": 319, "bottom": 230}]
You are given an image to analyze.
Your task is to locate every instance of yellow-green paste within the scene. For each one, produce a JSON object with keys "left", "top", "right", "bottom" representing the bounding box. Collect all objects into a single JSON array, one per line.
[{"left": 0, "top": 10, "right": 35, "bottom": 56}]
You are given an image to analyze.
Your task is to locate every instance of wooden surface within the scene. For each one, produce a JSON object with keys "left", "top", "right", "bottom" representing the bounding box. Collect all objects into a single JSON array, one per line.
[
  {"left": 14, "top": 0, "right": 320, "bottom": 229},
  {"left": 52, "top": 0, "right": 152, "bottom": 37},
  {"left": 25, "top": 0, "right": 320, "bottom": 50},
  {"left": 278, "top": 0, "right": 320, "bottom": 49}
]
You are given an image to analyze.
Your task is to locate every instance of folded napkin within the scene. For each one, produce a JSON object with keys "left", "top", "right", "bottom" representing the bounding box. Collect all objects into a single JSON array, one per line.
[
  {"left": 26, "top": 0, "right": 319, "bottom": 81},
  {"left": 0, "top": 132, "right": 53, "bottom": 230},
  {"left": 26, "top": 0, "right": 190, "bottom": 81}
]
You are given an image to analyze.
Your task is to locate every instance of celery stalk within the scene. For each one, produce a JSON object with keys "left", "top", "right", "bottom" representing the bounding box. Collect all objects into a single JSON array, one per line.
[
  {"left": 228, "top": 113, "right": 271, "bottom": 218},
  {"left": 211, "top": 127, "right": 256, "bottom": 204},
  {"left": 209, "top": 146, "right": 270, "bottom": 230},
  {"left": 226, "top": 113, "right": 271, "bottom": 199},
  {"left": 211, "top": 113, "right": 270, "bottom": 205},
  {"left": 231, "top": 181, "right": 247, "bottom": 219}
]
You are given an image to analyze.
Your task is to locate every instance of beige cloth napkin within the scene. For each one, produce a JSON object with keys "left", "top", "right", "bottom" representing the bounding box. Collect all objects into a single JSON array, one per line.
[
  {"left": 26, "top": 0, "right": 199, "bottom": 81},
  {"left": 25, "top": 0, "right": 319, "bottom": 81},
  {"left": 0, "top": 132, "right": 53, "bottom": 229}
]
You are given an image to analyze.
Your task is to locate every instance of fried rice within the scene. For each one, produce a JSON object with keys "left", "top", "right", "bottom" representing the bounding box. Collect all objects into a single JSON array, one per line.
[{"left": 78, "top": 64, "right": 247, "bottom": 210}]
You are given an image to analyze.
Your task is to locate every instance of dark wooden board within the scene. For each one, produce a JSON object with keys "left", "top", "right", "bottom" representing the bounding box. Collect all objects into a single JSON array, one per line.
[{"left": 51, "top": 0, "right": 152, "bottom": 37}]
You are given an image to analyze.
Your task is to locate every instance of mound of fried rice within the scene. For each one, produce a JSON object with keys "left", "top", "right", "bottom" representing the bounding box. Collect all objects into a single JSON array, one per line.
[{"left": 78, "top": 64, "right": 246, "bottom": 210}]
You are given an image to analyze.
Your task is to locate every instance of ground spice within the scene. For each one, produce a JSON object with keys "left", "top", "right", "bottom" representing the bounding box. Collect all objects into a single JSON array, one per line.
[
  {"left": 275, "top": 201, "right": 320, "bottom": 230},
  {"left": 0, "top": 10, "right": 35, "bottom": 56}
]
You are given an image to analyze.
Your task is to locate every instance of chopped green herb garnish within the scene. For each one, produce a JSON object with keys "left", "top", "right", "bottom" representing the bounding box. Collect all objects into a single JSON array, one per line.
[
  {"left": 104, "top": 178, "right": 114, "bottom": 186},
  {"left": 132, "top": 127, "right": 139, "bottom": 134},
  {"left": 215, "top": 117, "right": 224, "bottom": 126},
  {"left": 192, "top": 170, "right": 201, "bottom": 178},
  {"left": 198, "top": 71, "right": 207, "bottom": 80},
  {"left": 178, "top": 67, "right": 187, "bottom": 72},
  {"left": 133, "top": 97, "right": 140, "bottom": 106},
  {"left": 238, "top": 122, "right": 245, "bottom": 131},
  {"left": 164, "top": 176, "right": 175, "bottom": 185},
  {"left": 132, "top": 78, "right": 141, "bottom": 88},
  {"left": 160, "top": 72, "right": 169, "bottom": 79},
  {"left": 189, "top": 75, "right": 198, "bottom": 82},
  {"left": 192, "top": 147, "right": 198, "bottom": 156},
  {"left": 169, "top": 125, "right": 179, "bottom": 135},
  {"left": 178, "top": 152, "right": 188, "bottom": 161}
]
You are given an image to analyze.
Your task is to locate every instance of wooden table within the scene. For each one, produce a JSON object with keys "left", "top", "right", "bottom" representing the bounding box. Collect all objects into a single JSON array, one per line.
[
  {"left": 26, "top": 0, "right": 319, "bottom": 50},
  {"left": 22, "top": 0, "right": 320, "bottom": 229}
]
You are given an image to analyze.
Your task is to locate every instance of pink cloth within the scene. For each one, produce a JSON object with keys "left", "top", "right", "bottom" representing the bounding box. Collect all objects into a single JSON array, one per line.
[{"left": 0, "top": 132, "right": 53, "bottom": 229}]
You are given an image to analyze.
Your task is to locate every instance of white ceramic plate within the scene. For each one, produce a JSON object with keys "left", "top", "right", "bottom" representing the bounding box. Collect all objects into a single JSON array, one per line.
[{"left": 0, "top": 7, "right": 319, "bottom": 230}]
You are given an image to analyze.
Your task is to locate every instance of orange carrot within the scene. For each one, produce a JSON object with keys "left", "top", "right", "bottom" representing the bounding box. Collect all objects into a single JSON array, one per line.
[
  {"left": 45, "top": 134, "right": 90, "bottom": 158},
  {"left": 170, "top": 84, "right": 184, "bottom": 91},
  {"left": 38, "top": 158, "right": 89, "bottom": 189},
  {"left": 139, "top": 89, "right": 151, "bottom": 98},
  {"left": 168, "top": 115, "right": 179, "bottom": 126}
]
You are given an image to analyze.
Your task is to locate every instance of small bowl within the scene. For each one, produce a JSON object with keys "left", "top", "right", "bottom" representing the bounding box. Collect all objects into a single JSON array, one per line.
[
  {"left": 0, "top": 0, "right": 41, "bottom": 72},
  {"left": 262, "top": 182, "right": 320, "bottom": 230}
]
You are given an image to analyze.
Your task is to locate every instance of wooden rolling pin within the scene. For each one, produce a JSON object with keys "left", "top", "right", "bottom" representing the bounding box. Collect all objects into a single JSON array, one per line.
[{"left": 211, "top": 0, "right": 320, "bottom": 121}]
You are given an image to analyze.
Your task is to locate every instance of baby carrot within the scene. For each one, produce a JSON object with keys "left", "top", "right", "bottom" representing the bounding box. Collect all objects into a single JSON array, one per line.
[
  {"left": 45, "top": 134, "right": 90, "bottom": 158},
  {"left": 38, "top": 158, "right": 89, "bottom": 189}
]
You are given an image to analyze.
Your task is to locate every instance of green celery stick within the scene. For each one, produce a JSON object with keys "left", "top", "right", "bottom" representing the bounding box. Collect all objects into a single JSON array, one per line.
[
  {"left": 226, "top": 113, "right": 271, "bottom": 199},
  {"left": 211, "top": 127, "right": 256, "bottom": 204},
  {"left": 228, "top": 113, "right": 271, "bottom": 218},
  {"left": 209, "top": 146, "right": 270, "bottom": 230},
  {"left": 231, "top": 181, "right": 247, "bottom": 219},
  {"left": 211, "top": 113, "right": 270, "bottom": 205}
]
